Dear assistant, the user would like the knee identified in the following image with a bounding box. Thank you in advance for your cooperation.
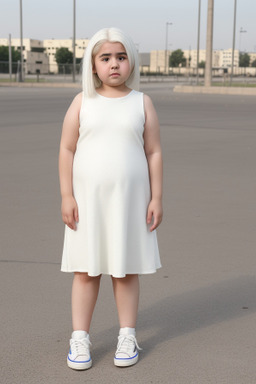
[74,272,102,284]
[112,274,138,284]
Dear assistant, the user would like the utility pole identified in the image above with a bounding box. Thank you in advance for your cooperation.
[19,0,23,82]
[204,0,214,87]
[196,0,201,85]
[9,34,12,82]
[72,0,76,83]
[165,22,172,74]
[230,0,237,85]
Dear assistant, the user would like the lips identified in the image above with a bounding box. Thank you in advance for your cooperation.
[110,73,120,77]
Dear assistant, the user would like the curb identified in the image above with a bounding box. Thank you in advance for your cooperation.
[173,85,256,96]
[0,82,82,89]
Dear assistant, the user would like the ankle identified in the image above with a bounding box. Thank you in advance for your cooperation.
[72,330,89,340]
[119,327,136,336]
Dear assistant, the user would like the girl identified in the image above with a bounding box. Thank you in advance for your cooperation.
[59,27,163,370]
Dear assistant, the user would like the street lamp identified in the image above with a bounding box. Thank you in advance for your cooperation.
[230,0,237,85]
[239,27,247,53]
[204,0,214,87]
[165,22,172,74]
[72,0,76,83]
[196,0,201,85]
[19,0,23,82]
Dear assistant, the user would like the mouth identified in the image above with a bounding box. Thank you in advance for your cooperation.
[110,73,120,77]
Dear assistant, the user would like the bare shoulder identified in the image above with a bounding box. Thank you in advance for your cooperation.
[143,93,158,122]
[71,91,83,109]
[143,93,154,108]
[65,91,83,119]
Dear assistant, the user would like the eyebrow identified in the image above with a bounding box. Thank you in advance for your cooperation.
[99,52,127,58]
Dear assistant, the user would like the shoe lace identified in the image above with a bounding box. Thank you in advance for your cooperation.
[116,335,142,354]
[71,338,91,357]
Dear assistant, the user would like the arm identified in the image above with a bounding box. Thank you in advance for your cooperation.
[143,94,163,232]
[59,92,82,230]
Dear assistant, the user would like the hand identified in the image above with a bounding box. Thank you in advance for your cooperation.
[61,195,79,230]
[146,198,163,232]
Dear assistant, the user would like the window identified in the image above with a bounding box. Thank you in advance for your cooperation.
[31,47,45,52]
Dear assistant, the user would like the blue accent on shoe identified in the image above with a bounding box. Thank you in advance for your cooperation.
[115,352,138,361]
[68,355,91,364]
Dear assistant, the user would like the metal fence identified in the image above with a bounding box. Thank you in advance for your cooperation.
[0,61,82,75]
[1,60,256,83]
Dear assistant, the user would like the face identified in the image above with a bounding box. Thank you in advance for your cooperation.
[93,42,131,88]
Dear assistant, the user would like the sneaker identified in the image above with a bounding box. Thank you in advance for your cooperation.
[67,331,92,370]
[114,334,142,367]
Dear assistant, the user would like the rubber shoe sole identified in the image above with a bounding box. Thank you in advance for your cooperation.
[114,352,139,367]
[67,356,92,370]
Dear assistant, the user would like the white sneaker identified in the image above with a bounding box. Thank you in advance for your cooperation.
[67,331,92,370]
[114,333,142,367]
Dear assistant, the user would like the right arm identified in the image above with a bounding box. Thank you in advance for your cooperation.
[59,92,82,230]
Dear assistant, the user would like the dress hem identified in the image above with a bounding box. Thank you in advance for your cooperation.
[60,265,162,278]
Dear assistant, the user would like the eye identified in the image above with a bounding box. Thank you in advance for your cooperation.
[102,58,109,62]
[118,56,126,61]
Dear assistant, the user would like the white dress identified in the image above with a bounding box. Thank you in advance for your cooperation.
[61,89,161,277]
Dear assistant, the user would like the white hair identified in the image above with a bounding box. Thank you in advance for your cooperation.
[82,28,140,97]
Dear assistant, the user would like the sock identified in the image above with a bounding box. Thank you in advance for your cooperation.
[72,330,89,340]
[119,327,136,336]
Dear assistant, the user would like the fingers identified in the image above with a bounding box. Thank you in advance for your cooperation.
[147,209,153,225]
[62,208,79,231]
[150,214,162,232]
[74,204,79,223]
[62,214,76,230]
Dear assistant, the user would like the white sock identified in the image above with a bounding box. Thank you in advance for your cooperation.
[72,330,89,340]
[119,327,136,336]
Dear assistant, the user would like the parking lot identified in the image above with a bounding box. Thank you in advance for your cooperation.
[1,83,256,383]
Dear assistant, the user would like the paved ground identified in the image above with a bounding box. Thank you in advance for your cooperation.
[0,83,256,384]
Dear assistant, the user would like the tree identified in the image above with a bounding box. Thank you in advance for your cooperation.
[169,49,186,68]
[0,46,21,61]
[239,53,250,67]
[198,60,205,68]
[55,48,73,64]
[251,59,256,68]
[0,46,21,73]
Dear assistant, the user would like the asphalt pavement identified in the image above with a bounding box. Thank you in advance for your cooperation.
[1,83,256,384]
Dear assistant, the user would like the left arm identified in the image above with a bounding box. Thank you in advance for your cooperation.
[143,94,163,232]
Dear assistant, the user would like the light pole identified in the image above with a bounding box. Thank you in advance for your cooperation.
[165,22,172,74]
[72,0,76,83]
[204,0,214,87]
[19,0,23,82]
[230,0,237,85]
[9,34,12,82]
[239,27,247,53]
[196,0,201,85]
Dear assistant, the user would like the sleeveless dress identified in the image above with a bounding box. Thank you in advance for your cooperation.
[61,89,161,277]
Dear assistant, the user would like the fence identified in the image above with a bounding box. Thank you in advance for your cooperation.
[0,61,82,76]
[1,61,256,82]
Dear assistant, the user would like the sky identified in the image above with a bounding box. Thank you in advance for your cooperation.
[0,0,255,53]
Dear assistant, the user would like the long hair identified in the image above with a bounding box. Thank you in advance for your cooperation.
[82,28,140,97]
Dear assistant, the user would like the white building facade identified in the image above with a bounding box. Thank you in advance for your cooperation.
[0,38,49,74]
[43,38,89,73]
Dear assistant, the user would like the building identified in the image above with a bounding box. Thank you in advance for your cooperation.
[139,53,150,73]
[43,38,89,73]
[150,50,171,73]
[0,38,49,74]
[249,52,256,66]
[1,37,255,75]
[219,49,239,68]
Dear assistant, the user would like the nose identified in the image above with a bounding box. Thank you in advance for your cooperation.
[111,58,119,69]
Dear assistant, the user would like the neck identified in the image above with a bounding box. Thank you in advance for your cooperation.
[97,84,131,98]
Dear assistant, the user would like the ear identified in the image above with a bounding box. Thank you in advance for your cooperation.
[92,64,97,74]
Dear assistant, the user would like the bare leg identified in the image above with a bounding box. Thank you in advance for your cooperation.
[72,272,101,332]
[111,274,139,328]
